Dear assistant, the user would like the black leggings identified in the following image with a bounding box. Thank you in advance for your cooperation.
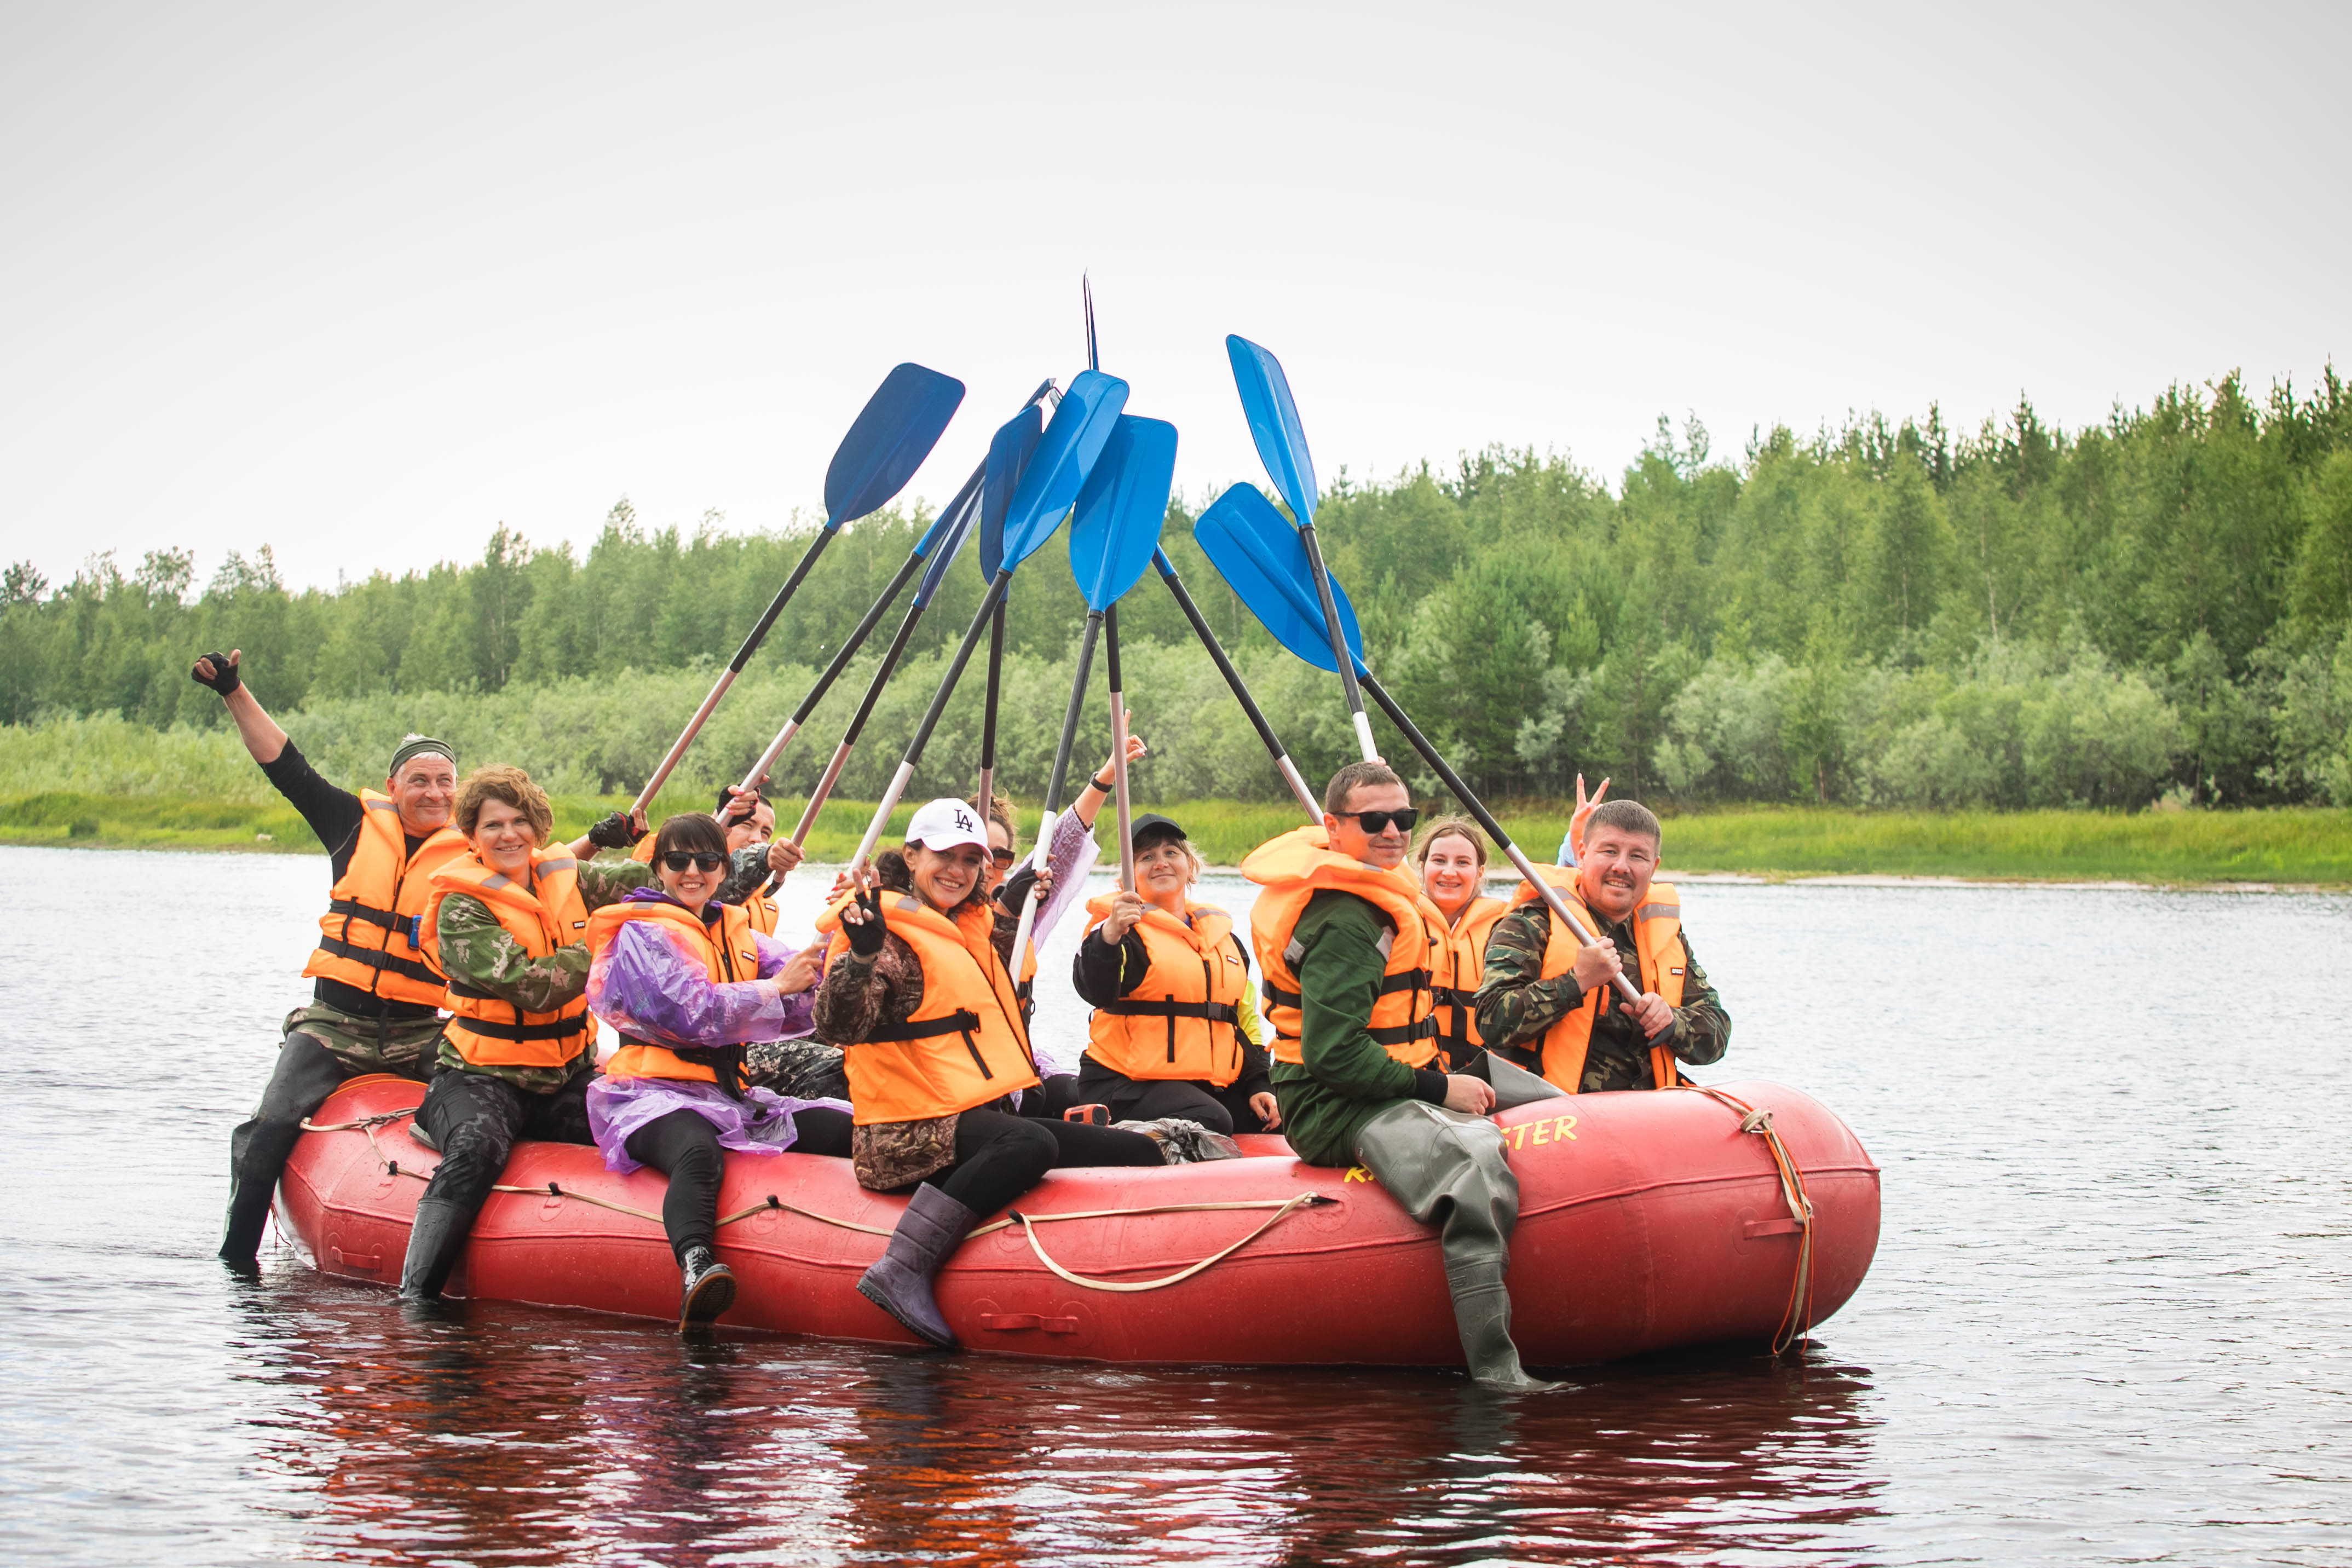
[622,1104,856,1263]
[916,1107,1165,1218]
[416,1068,595,1223]
[1072,1062,1273,1136]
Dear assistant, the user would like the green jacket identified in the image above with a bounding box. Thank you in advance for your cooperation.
[1269,890,1449,1167]
[432,856,655,1091]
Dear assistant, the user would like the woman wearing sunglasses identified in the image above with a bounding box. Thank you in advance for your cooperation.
[813,798,1167,1350]
[583,812,851,1331]
[1071,812,1277,1137]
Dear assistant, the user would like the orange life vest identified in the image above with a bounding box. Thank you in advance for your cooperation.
[584,897,764,1087]
[418,849,594,1069]
[301,790,466,1007]
[1241,826,1449,1070]
[821,891,1039,1125]
[1079,896,1250,1086]
[1430,894,1512,1070]
[1511,865,1685,1092]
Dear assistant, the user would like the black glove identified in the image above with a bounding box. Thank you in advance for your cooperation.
[994,862,1039,916]
[191,650,240,696]
[845,885,887,957]
[586,811,644,850]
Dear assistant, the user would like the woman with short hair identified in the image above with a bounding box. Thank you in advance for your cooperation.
[1071,813,1276,1135]
[399,764,656,1304]
[584,812,850,1331]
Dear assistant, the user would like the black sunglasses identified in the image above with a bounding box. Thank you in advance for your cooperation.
[659,851,727,873]
[1335,808,1419,835]
[990,847,1015,867]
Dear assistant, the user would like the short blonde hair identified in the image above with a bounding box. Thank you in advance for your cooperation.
[1135,832,1207,888]
[453,764,553,840]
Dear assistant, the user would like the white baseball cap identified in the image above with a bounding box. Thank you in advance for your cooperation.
[904,797,990,853]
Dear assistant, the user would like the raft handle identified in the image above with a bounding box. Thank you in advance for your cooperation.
[977,1312,1080,1334]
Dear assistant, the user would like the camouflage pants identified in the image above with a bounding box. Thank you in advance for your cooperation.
[227,1004,442,1202]
[742,1039,849,1102]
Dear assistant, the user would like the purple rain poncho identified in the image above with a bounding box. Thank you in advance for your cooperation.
[584,888,847,1173]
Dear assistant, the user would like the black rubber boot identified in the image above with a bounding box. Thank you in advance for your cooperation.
[218,1177,275,1272]
[678,1245,736,1332]
[856,1183,975,1349]
[396,1197,471,1303]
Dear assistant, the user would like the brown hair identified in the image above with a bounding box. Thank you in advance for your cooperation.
[1412,814,1489,875]
[453,764,552,840]
[971,792,1017,855]
[1323,760,1405,815]
[653,812,729,861]
[1586,798,1662,845]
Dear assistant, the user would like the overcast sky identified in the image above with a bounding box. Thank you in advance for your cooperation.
[2,1,2344,592]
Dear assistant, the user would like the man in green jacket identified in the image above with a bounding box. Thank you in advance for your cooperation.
[1244,762,1555,1392]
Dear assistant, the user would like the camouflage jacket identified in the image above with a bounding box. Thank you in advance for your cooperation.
[1472,898,1731,1092]
[432,857,656,1091]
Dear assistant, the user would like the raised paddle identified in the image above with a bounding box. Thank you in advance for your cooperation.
[1226,334,1377,763]
[1149,547,1321,820]
[1007,412,1179,988]
[844,369,1129,873]
[788,389,1056,850]
[1194,484,1645,1006]
[629,362,965,817]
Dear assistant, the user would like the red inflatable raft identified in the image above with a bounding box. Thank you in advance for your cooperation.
[279,1075,1878,1368]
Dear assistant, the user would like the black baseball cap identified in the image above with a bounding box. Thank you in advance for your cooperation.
[1128,812,1185,849]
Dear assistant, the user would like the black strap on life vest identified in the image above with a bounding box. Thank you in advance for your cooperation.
[326,897,407,934]
[625,1035,750,1101]
[862,1008,993,1080]
[1375,967,1433,995]
[452,1014,590,1044]
[1100,998,1240,1023]
[1262,980,1301,1011]
[314,934,440,987]
[1367,1015,1441,1046]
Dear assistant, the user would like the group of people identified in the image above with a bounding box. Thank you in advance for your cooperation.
[200,641,1730,1391]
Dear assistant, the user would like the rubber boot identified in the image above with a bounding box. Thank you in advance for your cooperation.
[678,1245,736,1332]
[218,1177,275,1272]
[1355,1100,1561,1392]
[1449,1253,1563,1392]
[396,1197,471,1303]
[856,1182,975,1349]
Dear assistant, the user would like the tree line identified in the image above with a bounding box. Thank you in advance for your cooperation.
[5,366,2350,811]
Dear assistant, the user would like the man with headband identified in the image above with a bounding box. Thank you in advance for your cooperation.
[192,647,641,1270]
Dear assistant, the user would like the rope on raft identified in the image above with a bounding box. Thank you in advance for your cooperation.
[299,1109,1336,1290]
[1686,1084,1817,1355]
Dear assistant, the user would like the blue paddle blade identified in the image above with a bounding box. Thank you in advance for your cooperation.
[979,403,1044,580]
[1068,416,1178,612]
[914,472,985,606]
[1192,482,1365,675]
[1000,369,1129,569]
[823,363,967,527]
[1225,335,1318,529]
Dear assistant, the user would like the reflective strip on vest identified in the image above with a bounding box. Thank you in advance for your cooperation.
[1512,867,1685,1093]
[302,792,464,1007]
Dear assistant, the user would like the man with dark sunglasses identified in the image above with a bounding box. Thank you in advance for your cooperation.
[1242,762,1554,1391]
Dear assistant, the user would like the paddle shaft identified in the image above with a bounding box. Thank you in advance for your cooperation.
[632,523,841,814]
[786,581,935,849]
[848,569,1011,872]
[977,589,1006,812]
[1151,549,1318,820]
[1358,671,1642,1005]
[1009,608,1104,994]
[1296,518,1378,762]
[1106,603,1135,892]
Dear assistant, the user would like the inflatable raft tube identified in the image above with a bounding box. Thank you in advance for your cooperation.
[279,1075,1878,1368]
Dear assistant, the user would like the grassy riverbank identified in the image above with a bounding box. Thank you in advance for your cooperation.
[4,790,2348,886]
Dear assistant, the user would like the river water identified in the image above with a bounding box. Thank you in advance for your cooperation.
[1,844,2346,1565]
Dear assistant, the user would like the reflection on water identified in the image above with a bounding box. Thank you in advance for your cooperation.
[3,846,2349,1565]
[237,1281,1877,1566]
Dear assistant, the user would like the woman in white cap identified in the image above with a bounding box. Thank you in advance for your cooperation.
[812,798,1166,1350]
[1071,812,1278,1135]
